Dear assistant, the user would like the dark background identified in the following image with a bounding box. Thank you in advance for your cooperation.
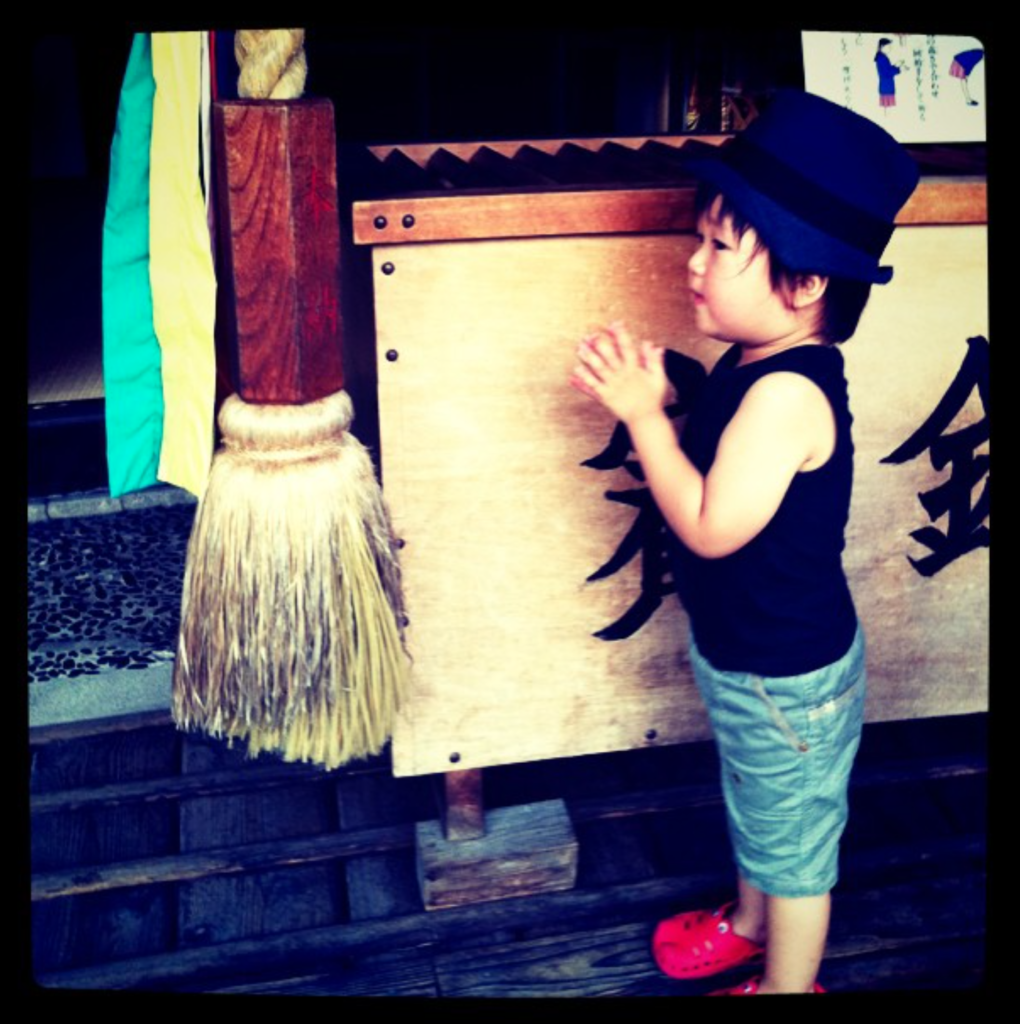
[29,24,988,496]
[28,27,806,497]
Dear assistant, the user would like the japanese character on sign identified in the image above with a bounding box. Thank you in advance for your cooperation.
[582,350,706,639]
[882,335,989,576]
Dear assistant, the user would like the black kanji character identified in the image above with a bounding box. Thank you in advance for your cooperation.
[583,349,706,639]
[882,335,989,576]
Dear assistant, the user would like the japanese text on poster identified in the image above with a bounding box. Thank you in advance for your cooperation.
[802,31,985,143]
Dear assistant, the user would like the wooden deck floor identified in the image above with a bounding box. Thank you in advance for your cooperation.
[30,711,986,996]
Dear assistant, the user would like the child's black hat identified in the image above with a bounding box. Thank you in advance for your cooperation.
[680,89,920,283]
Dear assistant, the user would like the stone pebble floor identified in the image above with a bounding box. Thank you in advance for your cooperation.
[28,498,196,684]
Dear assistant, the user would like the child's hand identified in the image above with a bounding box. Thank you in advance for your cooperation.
[569,322,670,425]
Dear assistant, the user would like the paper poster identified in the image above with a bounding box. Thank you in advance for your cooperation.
[802,31,986,143]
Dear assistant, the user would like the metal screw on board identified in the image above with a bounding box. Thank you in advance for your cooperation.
[386,349,399,362]
[645,729,658,741]
[449,752,461,764]
[373,215,387,229]
[381,262,395,275]
[402,214,415,229]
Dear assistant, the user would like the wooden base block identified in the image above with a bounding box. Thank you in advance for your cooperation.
[416,799,578,911]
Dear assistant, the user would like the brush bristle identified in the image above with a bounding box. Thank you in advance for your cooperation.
[172,391,409,769]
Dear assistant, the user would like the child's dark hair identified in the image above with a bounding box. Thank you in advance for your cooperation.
[694,182,873,344]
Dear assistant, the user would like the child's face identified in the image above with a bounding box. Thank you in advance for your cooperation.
[688,198,804,351]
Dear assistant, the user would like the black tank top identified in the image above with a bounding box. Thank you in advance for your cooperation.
[668,344,858,676]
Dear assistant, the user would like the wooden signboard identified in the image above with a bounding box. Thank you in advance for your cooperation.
[843,223,989,719]
[359,163,988,779]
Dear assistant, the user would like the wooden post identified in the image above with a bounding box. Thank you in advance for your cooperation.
[441,769,485,841]
[213,98,345,402]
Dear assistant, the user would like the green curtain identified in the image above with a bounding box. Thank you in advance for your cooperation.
[101,33,163,498]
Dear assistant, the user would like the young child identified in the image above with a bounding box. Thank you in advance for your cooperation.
[569,90,919,995]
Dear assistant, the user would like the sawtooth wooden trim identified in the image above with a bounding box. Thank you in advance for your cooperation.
[366,136,729,165]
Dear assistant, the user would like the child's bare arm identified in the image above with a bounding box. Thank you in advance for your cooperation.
[571,324,834,559]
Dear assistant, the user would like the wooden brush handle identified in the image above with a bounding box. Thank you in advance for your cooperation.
[214,98,346,403]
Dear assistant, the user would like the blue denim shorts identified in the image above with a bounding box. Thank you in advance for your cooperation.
[690,624,866,898]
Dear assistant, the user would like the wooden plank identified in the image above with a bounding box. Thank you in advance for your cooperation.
[843,227,988,724]
[32,743,983,901]
[930,774,989,834]
[828,872,986,959]
[204,951,439,996]
[35,911,440,991]
[39,824,981,987]
[31,823,414,901]
[31,759,333,816]
[336,771,427,922]
[213,99,345,402]
[417,799,577,910]
[30,721,180,795]
[33,872,711,990]
[857,780,958,846]
[32,888,175,975]
[176,735,341,946]
[434,920,666,997]
[819,937,985,992]
[431,869,985,997]
[645,804,734,879]
[31,800,177,874]
[380,232,717,776]
[378,222,986,777]
[29,709,173,747]
[838,833,985,892]
[30,725,178,972]
[33,819,983,991]
[354,187,698,245]
[353,178,985,246]
[574,817,658,887]
[899,177,987,225]
[29,705,985,987]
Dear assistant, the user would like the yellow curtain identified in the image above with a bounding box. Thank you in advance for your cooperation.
[149,32,216,498]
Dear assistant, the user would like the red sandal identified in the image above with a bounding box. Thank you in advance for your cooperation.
[708,975,826,995]
[652,901,764,979]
